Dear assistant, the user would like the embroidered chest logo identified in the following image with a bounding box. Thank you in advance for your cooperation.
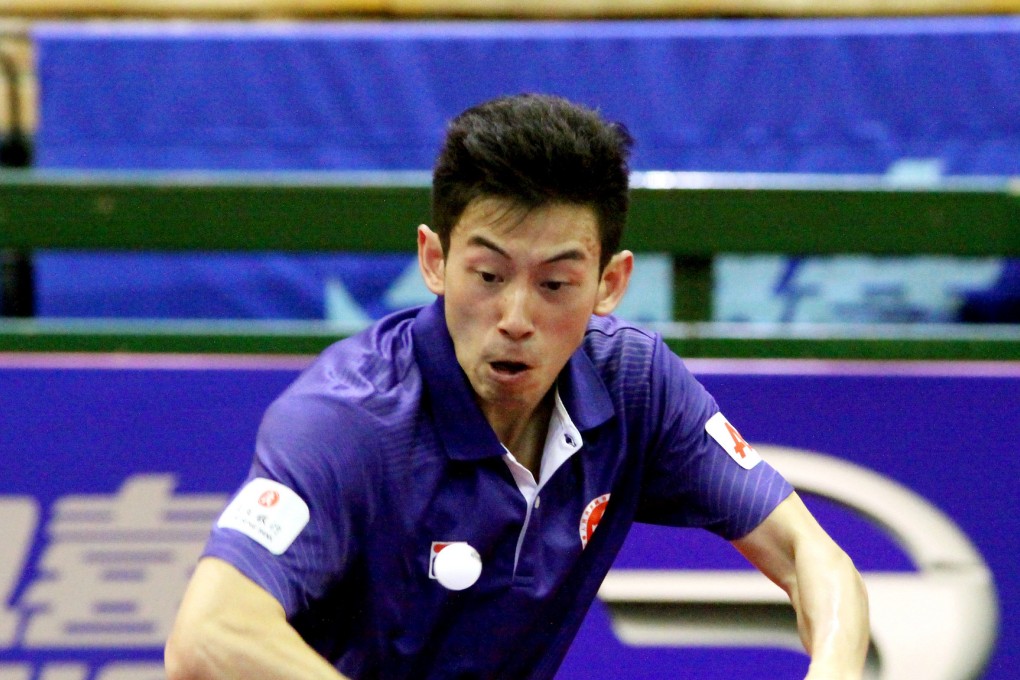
[579,494,610,548]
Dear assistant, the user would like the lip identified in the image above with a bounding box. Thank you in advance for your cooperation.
[487,359,533,384]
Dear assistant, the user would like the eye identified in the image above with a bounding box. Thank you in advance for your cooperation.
[479,271,499,284]
[543,281,565,292]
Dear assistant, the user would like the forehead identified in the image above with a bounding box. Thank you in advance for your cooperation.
[450,197,601,254]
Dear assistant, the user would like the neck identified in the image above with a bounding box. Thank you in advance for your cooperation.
[485,390,555,477]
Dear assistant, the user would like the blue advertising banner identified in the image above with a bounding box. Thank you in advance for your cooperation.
[0,353,1014,679]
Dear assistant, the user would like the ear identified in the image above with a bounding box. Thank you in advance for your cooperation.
[417,224,446,296]
[593,250,634,317]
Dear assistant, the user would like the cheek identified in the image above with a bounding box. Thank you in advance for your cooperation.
[543,304,593,351]
[444,291,491,350]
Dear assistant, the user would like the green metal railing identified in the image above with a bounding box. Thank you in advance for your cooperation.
[2,169,1019,357]
[2,170,1017,253]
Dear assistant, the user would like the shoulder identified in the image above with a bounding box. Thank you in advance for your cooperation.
[307,306,422,397]
[258,307,426,474]
[581,315,683,399]
[583,315,706,387]
[582,315,661,370]
[291,307,422,414]
[580,315,715,429]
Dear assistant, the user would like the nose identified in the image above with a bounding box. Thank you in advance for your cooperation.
[497,283,535,341]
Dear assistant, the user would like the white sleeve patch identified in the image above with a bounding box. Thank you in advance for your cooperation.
[217,478,310,555]
[705,412,762,471]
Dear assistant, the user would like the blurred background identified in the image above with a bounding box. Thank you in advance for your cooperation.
[1,1,1019,679]
[2,1,1019,332]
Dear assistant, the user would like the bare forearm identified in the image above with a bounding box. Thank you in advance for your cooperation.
[166,614,348,680]
[166,558,350,680]
[732,494,871,680]
[793,546,870,679]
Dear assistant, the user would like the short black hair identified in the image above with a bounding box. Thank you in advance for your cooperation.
[431,94,633,271]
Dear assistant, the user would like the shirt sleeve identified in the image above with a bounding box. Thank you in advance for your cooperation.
[635,338,793,540]
[202,389,370,617]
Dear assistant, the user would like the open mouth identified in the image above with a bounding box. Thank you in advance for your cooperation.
[491,360,529,376]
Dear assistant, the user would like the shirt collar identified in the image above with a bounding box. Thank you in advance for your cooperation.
[557,338,615,431]
[412,297,615,461]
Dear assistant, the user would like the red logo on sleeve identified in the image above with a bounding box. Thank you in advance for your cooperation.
[258,490,281,507]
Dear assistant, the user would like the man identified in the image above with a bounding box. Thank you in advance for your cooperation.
[165,94,869,679]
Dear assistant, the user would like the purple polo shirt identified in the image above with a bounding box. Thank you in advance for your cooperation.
[203,298,792,679]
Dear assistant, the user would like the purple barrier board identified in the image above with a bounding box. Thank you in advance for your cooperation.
[0,353,1015,679]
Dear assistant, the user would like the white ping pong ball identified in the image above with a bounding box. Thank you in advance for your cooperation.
[433,542,482,591]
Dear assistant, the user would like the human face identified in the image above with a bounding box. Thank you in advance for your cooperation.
[418,198,632,431]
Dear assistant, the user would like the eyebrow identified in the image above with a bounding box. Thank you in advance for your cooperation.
[466,234,589,265]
